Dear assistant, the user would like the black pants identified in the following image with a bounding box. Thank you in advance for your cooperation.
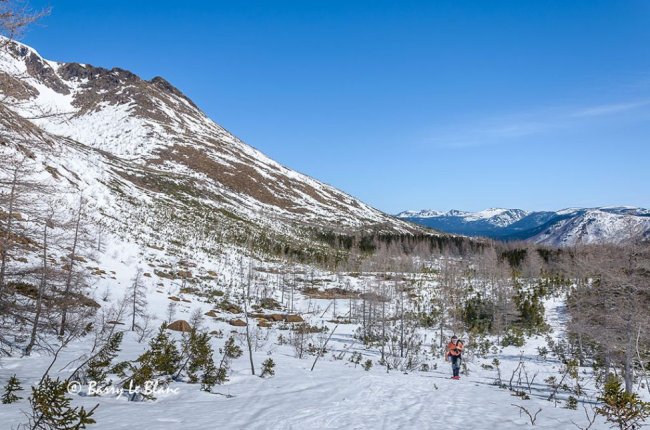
[450,355,461,377]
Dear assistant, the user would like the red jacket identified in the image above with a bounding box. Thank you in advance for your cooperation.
[446,341,464,358]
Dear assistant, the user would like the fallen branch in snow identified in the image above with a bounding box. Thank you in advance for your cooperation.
[547,364,571,404]
[208,391,235,398]
[511,404,542,426]
[571,404,597,430]
[311,311,350,372]
[335,341,356,362]
[319,300,333,319]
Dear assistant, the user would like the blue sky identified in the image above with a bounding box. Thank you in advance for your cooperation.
[20,0,650,213]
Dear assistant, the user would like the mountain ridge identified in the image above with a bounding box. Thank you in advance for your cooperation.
[1,37,430,262]
[0,38,426,232]
[398,207,650,245]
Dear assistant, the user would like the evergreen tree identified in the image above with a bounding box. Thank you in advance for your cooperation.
[85,332,123,391]
[596,375,650,430]
[462,294,494,334]
[2,374,23,404]
[141,323,181,376]
[109,361,130,379]
[175,329,218,389]
[187,331,215,384]
[214,335,243,385]
[214,366,228,386]
[121,323,180,401]
[123,361,156,402]
[222,335,243,360]
[28,376,97,429]
[200,360,219,392]
[513,284,546,332]
[260,358,275,378]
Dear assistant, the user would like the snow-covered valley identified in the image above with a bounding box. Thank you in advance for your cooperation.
[1,32,649,430]
[0,239,620,429]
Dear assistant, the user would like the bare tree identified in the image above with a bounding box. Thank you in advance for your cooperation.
[240,254,255,375]
[436,253,464,349]
[0,0,50,44]
[511,404,542,426]
[188,307,204,332]
[128,268,147,332]
[0,153,38,299]
[166,301,177,323]
[564,244,650,393]
[25,205,58,355]
[59,195,92,336]
[521,245,544,279]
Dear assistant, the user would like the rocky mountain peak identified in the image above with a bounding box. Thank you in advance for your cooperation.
[1,38,422,244]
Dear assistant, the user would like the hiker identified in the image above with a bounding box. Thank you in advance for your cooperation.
[445,335,464,379]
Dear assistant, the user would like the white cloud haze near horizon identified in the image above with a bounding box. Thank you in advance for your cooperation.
[424,98,650,149]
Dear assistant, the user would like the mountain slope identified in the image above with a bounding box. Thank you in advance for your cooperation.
[0,38,424,259]
[529,208,650,246]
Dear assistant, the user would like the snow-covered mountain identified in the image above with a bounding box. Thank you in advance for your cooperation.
[398,207,650,245]
[396,208,530,238]
[0,38,423,256]
[398,208,528,227]
[396,209,444,218]
[529,208,650,246]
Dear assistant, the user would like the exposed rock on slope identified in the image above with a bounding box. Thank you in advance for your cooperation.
[1,37,424,258]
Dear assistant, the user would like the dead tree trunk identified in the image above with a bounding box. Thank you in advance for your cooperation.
[26,217,51,356]
[59,196,84,336]
[0,162,20,298]
[243,256,255,375]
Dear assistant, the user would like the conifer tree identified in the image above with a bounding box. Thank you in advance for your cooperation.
[85,332,123,392]
[28,376,97,429]
[200,360,219,392]
[215,335,242,385]
[260,358,275,378]
[175,329,218,388]
[1,374,23,404]
[596,375,650,430]
[187,331,214,384]
[121,323,180,401]
[142,323,181,376]
[222,335,243,360]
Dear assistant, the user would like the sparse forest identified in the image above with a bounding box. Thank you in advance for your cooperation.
[1,1,649,428]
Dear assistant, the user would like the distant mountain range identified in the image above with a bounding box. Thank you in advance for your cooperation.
[397,207,650,246]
